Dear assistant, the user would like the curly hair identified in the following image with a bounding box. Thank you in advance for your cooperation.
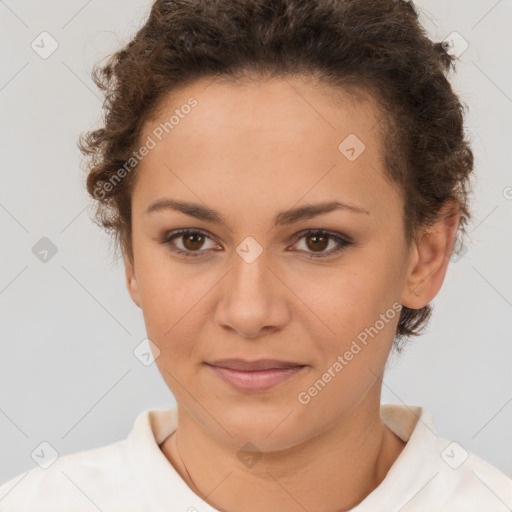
[78,0,474,352]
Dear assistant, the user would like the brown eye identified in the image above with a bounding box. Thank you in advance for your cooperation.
[182,232,205,251]
[305,233,329,252]
[292,230,353,259]
[160,229,219,258]
[160,228,353,260]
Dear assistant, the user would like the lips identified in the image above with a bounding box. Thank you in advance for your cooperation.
[206,358,305,371]
[205,359,308,392]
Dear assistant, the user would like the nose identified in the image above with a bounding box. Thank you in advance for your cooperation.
[214,251,290,339]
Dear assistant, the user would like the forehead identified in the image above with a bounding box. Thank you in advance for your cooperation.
[133,76,398,223]
[147,75,381,144]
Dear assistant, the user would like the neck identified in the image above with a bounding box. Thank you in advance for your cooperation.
[161,391,406,512]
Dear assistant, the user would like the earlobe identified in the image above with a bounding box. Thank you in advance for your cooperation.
[123,254,142,308]
[401,201,460,310]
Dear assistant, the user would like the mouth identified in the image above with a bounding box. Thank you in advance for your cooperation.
[207,358,306,371]
[205,359,308,392]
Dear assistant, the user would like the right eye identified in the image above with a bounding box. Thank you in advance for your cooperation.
[159,229,221,258]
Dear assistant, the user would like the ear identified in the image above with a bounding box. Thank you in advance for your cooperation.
[401,200,460,310]
[123,252,142,308]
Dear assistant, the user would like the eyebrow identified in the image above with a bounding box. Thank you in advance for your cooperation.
[144,198,369,226]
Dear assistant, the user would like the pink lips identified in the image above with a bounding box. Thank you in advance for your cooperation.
[206,359,307,392]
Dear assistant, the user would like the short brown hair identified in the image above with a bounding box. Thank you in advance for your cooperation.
[79,0,474,351]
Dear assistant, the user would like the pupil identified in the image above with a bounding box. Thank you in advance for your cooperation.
[184,233,204,250]
[307,234,328,252]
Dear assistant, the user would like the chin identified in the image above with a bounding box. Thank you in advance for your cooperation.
[206,401,311,452]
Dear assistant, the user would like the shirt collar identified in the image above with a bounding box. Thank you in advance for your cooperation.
[127,403,440,511]
[353,403,442,510]
[127,406,219,511]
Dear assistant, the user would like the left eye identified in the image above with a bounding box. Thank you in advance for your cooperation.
[291,230,353,259]
[159,229,353,259]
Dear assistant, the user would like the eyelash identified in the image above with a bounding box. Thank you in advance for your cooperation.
[158,228,354,260]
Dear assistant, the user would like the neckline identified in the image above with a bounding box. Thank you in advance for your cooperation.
[129,404,440,511]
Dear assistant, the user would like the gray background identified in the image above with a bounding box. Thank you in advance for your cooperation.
[1,0,511,485]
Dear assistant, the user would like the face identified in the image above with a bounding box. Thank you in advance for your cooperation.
[123,75,445,452]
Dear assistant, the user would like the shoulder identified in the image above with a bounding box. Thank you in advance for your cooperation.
[440,445,512,506]
[411,438,512,511]
[376,404,512,511]
[0,408,178,512]
[0,439,145,512]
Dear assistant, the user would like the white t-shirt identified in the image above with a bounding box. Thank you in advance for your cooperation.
[1,404,511,511]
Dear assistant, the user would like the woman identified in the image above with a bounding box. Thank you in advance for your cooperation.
[1,0,511,510]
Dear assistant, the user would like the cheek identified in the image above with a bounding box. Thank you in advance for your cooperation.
[134,258,214,364]
[134,262,185,346]
[290,265,381,339]
[134,243,197,320]
[296,256,400,364]
[140,283,199,346]
[295,271,398,417]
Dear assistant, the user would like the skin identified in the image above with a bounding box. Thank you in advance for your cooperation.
[123,75,459,511]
